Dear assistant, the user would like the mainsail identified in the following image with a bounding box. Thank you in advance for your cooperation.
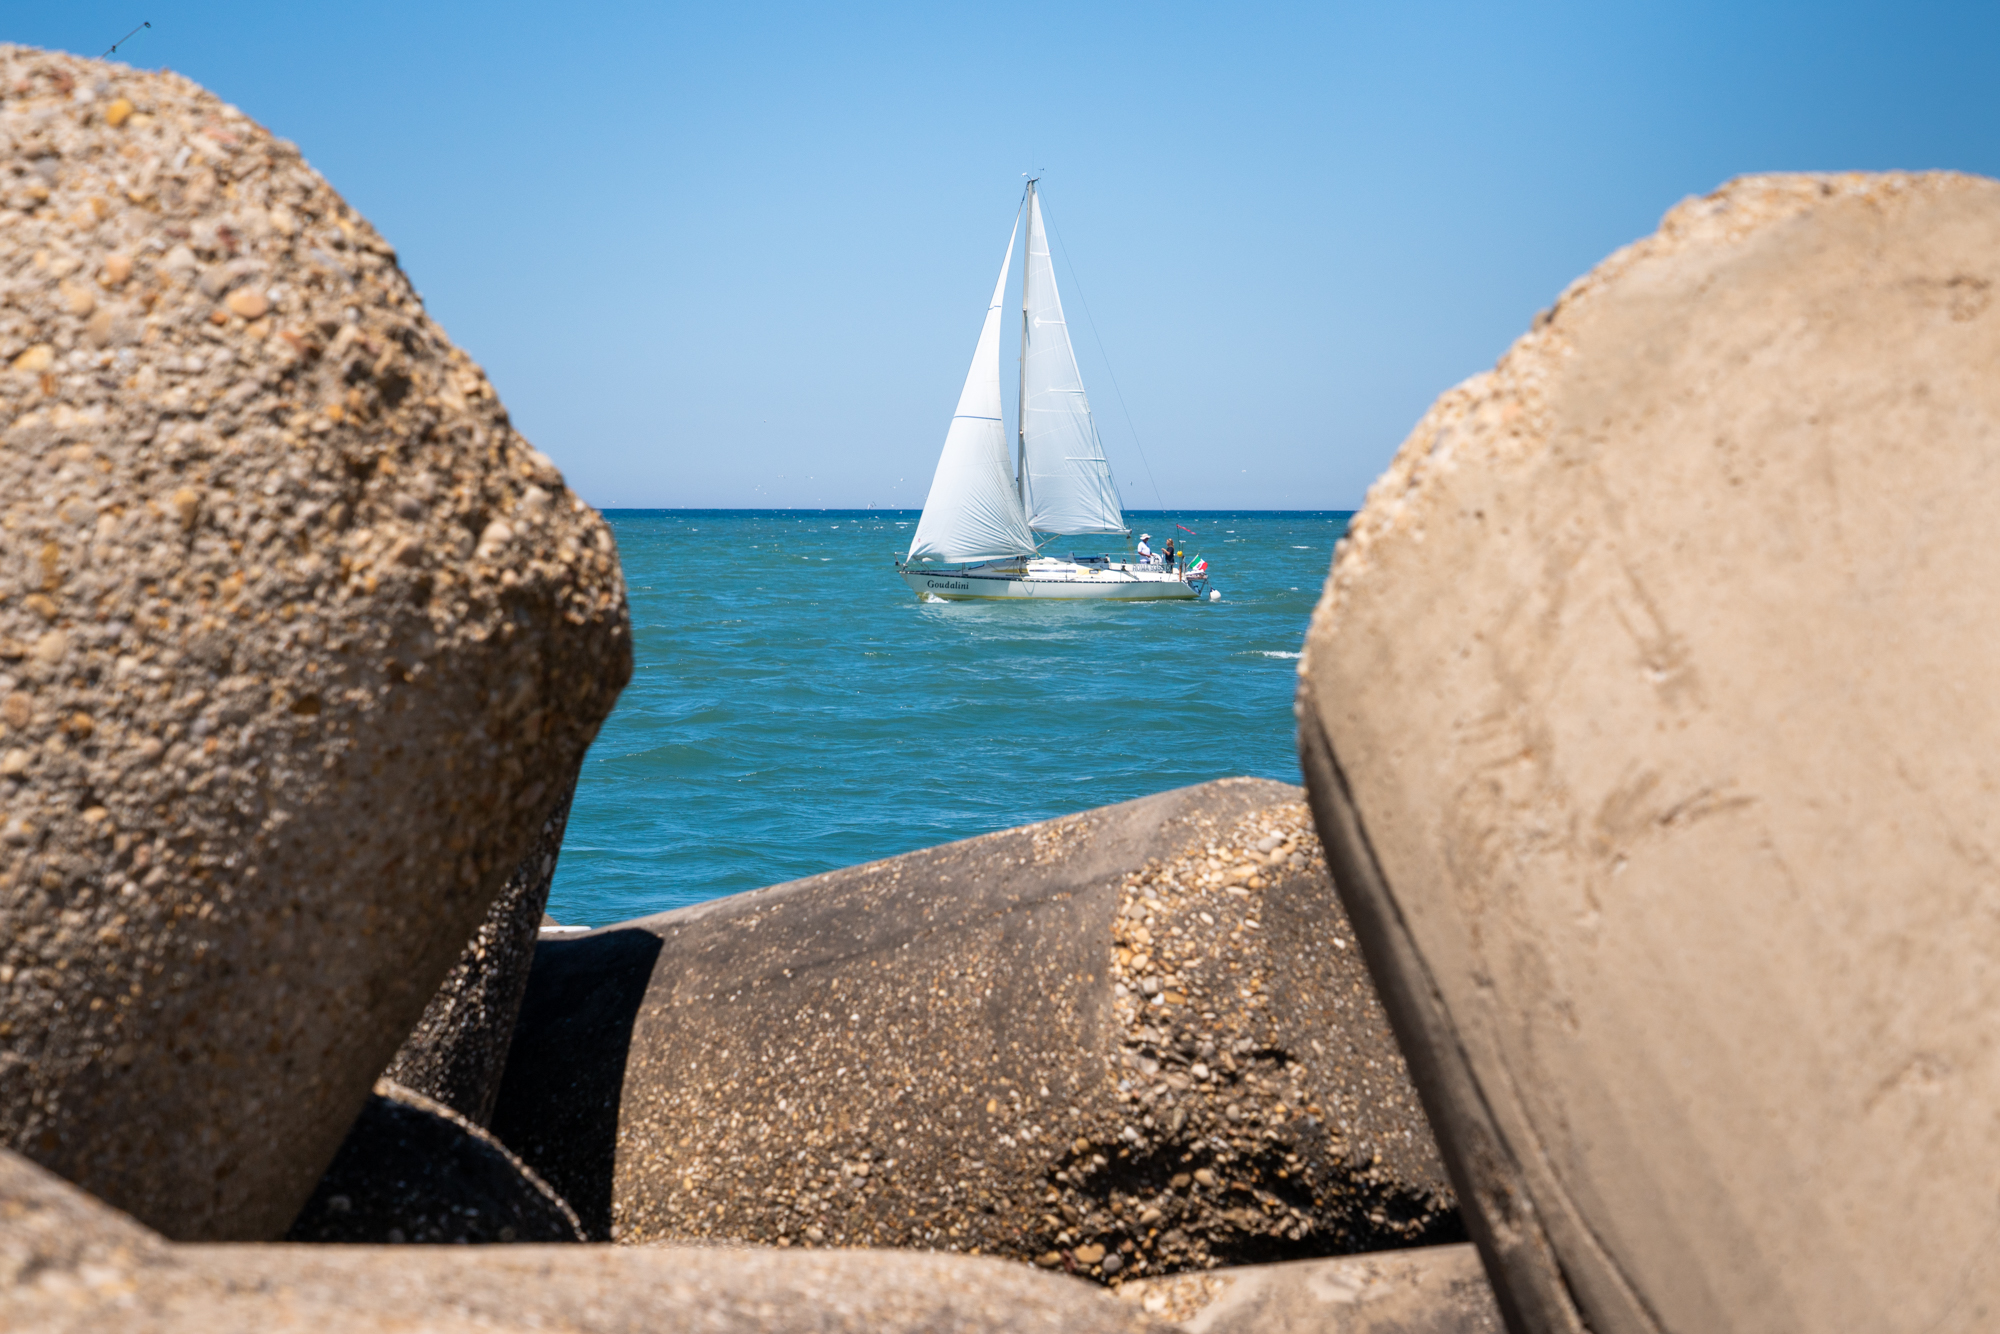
[1018,184,1126,537]
[906,213,1038,563]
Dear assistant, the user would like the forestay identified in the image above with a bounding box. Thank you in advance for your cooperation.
[1018,185,1126,538]
[906,213,1039,564]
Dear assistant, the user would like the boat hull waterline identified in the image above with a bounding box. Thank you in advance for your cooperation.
[901,561,1202,601]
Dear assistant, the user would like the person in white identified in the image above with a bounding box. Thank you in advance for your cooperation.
[1135,533,1154,566]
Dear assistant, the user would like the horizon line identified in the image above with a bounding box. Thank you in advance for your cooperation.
[593,505,1360,514]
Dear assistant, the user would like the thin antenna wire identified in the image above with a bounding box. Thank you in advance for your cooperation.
[1041,202,1169,514]
[102,21,151,59]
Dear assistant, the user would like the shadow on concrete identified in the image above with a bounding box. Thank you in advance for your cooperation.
[488,927,663,1239]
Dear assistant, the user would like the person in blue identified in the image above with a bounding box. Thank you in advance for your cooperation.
[1161,536,1178,572]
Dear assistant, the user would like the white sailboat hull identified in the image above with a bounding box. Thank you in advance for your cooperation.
[901,559,1201,601]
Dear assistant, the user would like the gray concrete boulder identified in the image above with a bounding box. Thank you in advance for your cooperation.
[491,779,1459,1278]
[1298,172,2000,1334]
[381,782,576,1125]
[286,1079,583,1244]
[1,1147,1172,1333]
[0,46,630,1240]
[1117,1245,1500,1332]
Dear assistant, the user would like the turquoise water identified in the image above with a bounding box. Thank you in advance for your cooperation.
[546,510,1351,926]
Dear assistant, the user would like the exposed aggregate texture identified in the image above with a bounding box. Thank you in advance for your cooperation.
[0,46,630,1241]
[286,1078,584,1244]
[492,781,1457,1283]
[382,781,576,1127]
[1083,801,1458,1280]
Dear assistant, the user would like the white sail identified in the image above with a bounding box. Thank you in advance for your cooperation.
[907,214,1038,564]
[1018,185,1126,537]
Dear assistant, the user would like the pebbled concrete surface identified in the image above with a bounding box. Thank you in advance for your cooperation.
[493,779,1458,1278]
[382,782,576,1126]
[0,45,629,1239]
[286,1078,583,1244]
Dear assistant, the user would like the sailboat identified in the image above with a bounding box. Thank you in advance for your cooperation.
[897,181,1211,602]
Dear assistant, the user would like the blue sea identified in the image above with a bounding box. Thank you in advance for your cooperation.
[545,510,1352,926]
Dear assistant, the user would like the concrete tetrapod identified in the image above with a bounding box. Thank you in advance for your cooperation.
[0,1148,1171,1333]
[1298,172,2000,1334]
[1117,1244,1501,1333]
[492,779,1461,1278]
[286,1079,583,1244]
[0,46,630,1239]
[381,782,578,1126]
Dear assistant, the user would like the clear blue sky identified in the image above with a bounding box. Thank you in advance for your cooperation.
[13,4,2000,509]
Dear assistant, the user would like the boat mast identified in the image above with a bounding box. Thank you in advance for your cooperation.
[1017,178,1034,515]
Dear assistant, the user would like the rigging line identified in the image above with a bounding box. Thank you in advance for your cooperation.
[1040,202,1168,517]
[102,21,151,60]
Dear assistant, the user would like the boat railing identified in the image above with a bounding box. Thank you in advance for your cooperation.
[900,554,1188,571]
[903,563,1199,585]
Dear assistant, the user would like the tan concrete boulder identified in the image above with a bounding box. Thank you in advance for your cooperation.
[1,1147,1172,1333]
[0,1137,165,1305]
[1298,172,2000,1333]
[492,780,1459,1278]
[1117,1245,1500,1333]
[0,46,629,1240]
[286,1079,583,1244]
